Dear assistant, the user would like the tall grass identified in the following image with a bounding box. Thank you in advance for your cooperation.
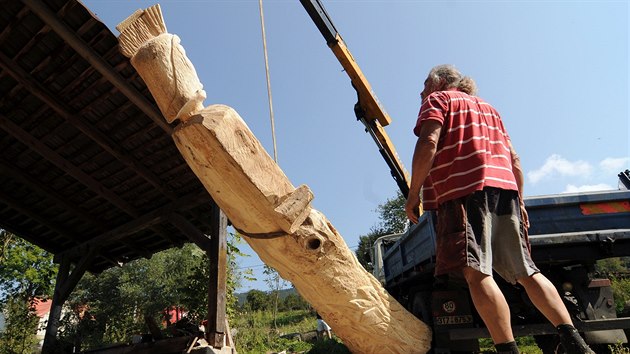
[231,309,349,353]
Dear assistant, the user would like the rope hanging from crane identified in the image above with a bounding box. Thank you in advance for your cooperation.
[258,0,278,163]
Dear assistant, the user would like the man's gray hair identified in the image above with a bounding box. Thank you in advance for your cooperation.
[427,64,477,96]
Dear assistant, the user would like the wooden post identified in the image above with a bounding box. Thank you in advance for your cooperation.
[42,256,70,354]
[207,205,228,348]
[116,6,432,353]
[42,248,96,353]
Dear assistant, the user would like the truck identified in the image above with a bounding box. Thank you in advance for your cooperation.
[375,170,630,353]
[298,1,630,352]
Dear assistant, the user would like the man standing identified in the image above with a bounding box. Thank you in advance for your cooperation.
[405,64,593,354]
[316,312,332,340]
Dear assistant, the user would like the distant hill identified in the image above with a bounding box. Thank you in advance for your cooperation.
[235,287,298,306]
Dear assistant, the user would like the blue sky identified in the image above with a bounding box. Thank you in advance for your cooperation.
[84,0,628,292]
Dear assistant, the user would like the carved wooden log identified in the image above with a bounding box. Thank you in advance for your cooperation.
[117,5,431,353]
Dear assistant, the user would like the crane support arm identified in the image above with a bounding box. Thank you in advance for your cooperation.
[300,0,411,197]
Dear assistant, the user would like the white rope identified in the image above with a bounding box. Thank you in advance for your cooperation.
[258,0,278,163]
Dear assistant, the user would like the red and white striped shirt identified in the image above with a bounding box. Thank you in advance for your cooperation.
[414,90,518,210]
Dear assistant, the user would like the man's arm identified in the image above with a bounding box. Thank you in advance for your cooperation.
[405,120,442,223]
[508,140,529,228]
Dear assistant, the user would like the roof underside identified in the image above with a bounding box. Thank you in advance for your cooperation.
[0,0,219,273]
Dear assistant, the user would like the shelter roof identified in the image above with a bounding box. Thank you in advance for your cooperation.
[0,0,218,273]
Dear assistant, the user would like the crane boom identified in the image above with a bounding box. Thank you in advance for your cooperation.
[300,0,411,197]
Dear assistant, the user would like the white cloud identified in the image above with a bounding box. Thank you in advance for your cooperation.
[528,154,592,184]
[563,183,614,193]
[599,157,629,173]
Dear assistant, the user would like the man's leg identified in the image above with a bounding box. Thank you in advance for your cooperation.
[518,273,594,354]
[517,273,571,326]
[462,267,515,345]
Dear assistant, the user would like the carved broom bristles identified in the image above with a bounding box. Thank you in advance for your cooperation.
[116,4,205,123]
[117,5,167,58]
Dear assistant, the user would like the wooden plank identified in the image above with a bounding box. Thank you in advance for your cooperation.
[77,336,195,354]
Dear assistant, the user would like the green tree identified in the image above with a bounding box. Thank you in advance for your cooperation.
[596,257,630,315]
[373,191,408,234]
[245,289,271,312]
[0,297,41,354]
[282,292,309,311]
[0,230,57,353]
[264,266,289,329]
[355,191,408,271]
[0,230,57,303]
[60,233,245,350]
[596,257,629,275]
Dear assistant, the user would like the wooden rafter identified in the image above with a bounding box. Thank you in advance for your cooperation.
[0,158,103,230]
[168,212,212,251]
[0,188,81,247]
[0,112,138,216]
[59,192,212,259]
[20,0,172,134]
[0,50,178,201]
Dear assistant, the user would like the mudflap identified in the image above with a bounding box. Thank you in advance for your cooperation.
[432,290,480,353]
[583,279,628,345]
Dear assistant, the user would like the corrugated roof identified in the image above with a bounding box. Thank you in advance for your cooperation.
[0,0,219,273]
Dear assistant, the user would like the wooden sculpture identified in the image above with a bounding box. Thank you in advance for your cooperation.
[116,5,431,353]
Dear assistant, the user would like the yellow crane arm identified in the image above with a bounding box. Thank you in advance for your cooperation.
[300,0,411,197]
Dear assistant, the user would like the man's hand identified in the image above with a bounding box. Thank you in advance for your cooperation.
[405,193,421,224]
[520,202,530,229]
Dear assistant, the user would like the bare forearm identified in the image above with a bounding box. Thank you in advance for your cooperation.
[410,120,442,194]
[410,138,437,196]
[509,142,525,201]
[405,120,441,223]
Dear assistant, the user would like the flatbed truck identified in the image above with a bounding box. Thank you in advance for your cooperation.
[376,171,630,353]
[298,1,630,351]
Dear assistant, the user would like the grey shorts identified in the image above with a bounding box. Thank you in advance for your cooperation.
[434,187,539,284]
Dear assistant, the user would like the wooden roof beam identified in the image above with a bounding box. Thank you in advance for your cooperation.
[4,157,168,257]
[0,182,150,262]
[0,51,178,201]
[0,113,138,216]
[0,219,64,254]
[167,212,212,251]
[20,0,172,134]
[59,192,213,258]
[0,158,104,230]
[0,188,80,249]
[0,5,30,44]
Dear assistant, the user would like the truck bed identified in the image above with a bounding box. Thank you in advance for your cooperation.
[382,211,437,285]
[526,189,630,264]
[382,189,630,284]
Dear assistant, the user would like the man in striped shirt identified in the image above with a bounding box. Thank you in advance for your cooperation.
[405,65,593,354]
